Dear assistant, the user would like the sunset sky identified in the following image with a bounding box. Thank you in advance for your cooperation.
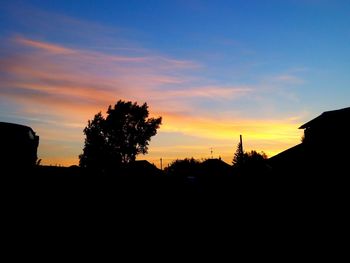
[1,0,349,167]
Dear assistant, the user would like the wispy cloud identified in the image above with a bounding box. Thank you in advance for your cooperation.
[124,85,254,108]
[16,37,76,54]
[1,34,306,165]
[155,85,253,100]
[1,36,255,119]
[1,36,197,106]
[0,3,307,167]
[1,35,205,165]
[271,74,304,85]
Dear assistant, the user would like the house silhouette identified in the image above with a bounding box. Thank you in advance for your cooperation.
[201,158,232,175]
[0,122,39,169]
[268,107,350,176]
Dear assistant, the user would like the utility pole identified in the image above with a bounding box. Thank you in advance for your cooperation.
[160,158,163,170]
[210,147,213,159]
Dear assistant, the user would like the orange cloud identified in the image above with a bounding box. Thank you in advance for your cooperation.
[0,37,203,165]
[0,36,304,166]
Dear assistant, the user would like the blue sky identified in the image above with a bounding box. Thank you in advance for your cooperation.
[1,0,349,166]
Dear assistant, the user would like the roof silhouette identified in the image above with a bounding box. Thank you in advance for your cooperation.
[299,107,350,129]
[268,143,305,165]
[201,158,231,168]
[269,106,350,174]
[0,121,34,131]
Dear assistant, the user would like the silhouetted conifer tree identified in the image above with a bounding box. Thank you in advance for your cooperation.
[232,141,244,167]
[233,139,268,177]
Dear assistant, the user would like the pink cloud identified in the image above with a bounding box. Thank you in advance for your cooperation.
[0,37,203,164]
[272,74,304,85]
[160,85,253,100]
[0,36,303,166]
[15,36,76,54]
[0,37,266,133]
[13,36,198,66]
[2,36,197,102]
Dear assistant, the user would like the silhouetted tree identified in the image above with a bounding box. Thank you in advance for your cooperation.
[79,112,111,172]
[79,100,162,173]
[233,140,268,176]
[244,150,268,166]
[233,138,268,168]
[165,158,201,178]
[232,141,244,167]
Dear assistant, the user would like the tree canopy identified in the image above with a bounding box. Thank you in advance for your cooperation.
[165,158,201,177]
[79,100,162,173]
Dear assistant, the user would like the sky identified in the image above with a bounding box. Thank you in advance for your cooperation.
[1,0,350,167]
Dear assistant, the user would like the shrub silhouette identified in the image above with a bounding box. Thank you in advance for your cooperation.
[79,100,162,173]
[243,150,268,167]
[165,158,201,178]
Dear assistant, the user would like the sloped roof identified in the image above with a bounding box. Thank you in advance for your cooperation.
[0,122,33,131]
[268,143,305,163]
[132,160,159,170]
[201,158,231,168]
[299,107,350,129]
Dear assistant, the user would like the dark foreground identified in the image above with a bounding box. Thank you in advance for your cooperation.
[3,164,349,248]
[3,165,348,208]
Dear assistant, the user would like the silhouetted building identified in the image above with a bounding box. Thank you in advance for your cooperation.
[0,122,39,168]
[300,107,350,146]
[127,160,162,176]
[267,143,305,170]
[269,107,350,175]
[200,158,232,177]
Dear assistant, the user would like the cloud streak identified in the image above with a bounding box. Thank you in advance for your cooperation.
[16,37,76,54]
[1,36,253,115]
[0,36,223,164]
[2,36,194,104]
[0,34,304,166]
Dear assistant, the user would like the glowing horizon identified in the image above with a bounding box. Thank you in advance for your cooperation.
[1,1,349,167]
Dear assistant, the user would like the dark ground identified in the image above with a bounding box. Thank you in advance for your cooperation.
[3,165,347,207]
[2,164,348,250]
